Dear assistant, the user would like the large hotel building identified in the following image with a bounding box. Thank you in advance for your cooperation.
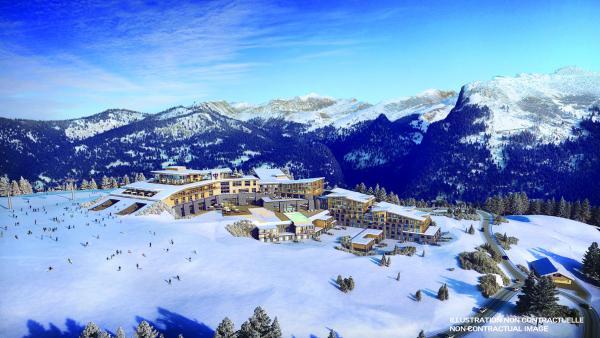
[92,166,438,244]
[98,166,324,217]
[321,188,440,244]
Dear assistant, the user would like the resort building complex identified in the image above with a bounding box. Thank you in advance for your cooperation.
[321,188,440,244]
[104,166,324,217]
[92,165,438,245]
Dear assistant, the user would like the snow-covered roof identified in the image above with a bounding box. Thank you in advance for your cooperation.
[254,220,292,228]
[151,167,231,176]
[423,225,440,236]
[351,228,382,245]
[261,196,305,203]
[351,235,375,245]
[254,167,323,184]
[372,202,429,221]
[361,229,383,237]
[308,210,331,222]
[324,188,375,203]
[112,180,215,201]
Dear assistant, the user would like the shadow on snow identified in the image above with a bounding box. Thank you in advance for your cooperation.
[22,308,214,338]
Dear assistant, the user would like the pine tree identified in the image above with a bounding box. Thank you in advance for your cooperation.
[80,322,101,338]
[237,320,260,338]
[19,177,33,194]
[347,276,355,290]
[376,187,387,202]
[468,224,475,235]
[558,197,569,218]
[380,254,386,266]
[437,284,448,301]
[543,199,554,215]
[396,272,401,281]
[138,173,146,181]
[516,273,559,316]
[11,180,21,196]
[582,242,600,284]
[416,290,422,301]
[418,330,425,338]
[519,192,529,214]
[572,200,582,221]
[0,175,9,197]
[90,178,98,190]
[581,199,592,223]
[81,179,90,190]
[336,275,343,286]
[214,317,236,338]
[110,177,119,188]
[327,329,338,338]
[249,306,271,336]
[366,186,374,196]
[123,175,131,186]
[101,176,111,190]
[269,317,282,338]
[135,321,159,338]
[116,327,126,338]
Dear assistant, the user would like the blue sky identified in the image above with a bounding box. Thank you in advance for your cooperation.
[1,0,599,120]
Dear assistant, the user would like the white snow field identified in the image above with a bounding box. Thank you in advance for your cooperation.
[492,215,600,310]
[0,193,590,338]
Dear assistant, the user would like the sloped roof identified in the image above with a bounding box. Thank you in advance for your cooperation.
[529,257,558,276]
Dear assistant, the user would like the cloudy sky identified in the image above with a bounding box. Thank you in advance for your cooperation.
[1,0,599,120]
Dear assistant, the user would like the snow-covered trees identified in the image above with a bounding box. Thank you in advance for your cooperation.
[81,179,90,190]
[90,178,98,190]
[19,177,33,194]
[135,173,146,182]
[327,329,338,338]
[582,242,600,285]
[101,176,111,190]
[336,275,355,293]
[11,180,21,195]
[80,322,111,338]
[213,307,281,338]
[135,320,159,338]
[516,273,559,316]
[214,317,236,338]
[123,175,130,186]
[0,175,9,196]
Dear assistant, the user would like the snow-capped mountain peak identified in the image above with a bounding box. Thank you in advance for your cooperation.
[458,67,600,166]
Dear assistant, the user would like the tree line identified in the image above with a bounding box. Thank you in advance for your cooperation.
[485,192,600,226]
[0,173,147,196]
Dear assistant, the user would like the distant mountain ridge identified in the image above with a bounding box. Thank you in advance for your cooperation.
[1,68,599,203]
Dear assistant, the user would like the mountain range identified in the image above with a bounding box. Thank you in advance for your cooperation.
[1,67,599,203]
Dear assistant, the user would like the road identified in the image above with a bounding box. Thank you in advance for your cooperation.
[432,210,600,338]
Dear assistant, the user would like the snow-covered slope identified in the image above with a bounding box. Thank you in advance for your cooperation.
[227,90,457,131]
[64,109,149,140]
[458,67,600,165]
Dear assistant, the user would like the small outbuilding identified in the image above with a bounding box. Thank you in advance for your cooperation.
[529,257,572,285]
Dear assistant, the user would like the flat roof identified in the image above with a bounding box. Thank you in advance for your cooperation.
[308,210,331,221]
[254,167,323,184]
[261,196,305,203]
[112,179,215,201]
[324,188,375,203]
[423,225,440,236]
[371,201,429,221]
[284,212,313,225]
[151,167,232,176]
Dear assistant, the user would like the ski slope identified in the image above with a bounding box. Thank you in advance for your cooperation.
[0,193,592,338]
